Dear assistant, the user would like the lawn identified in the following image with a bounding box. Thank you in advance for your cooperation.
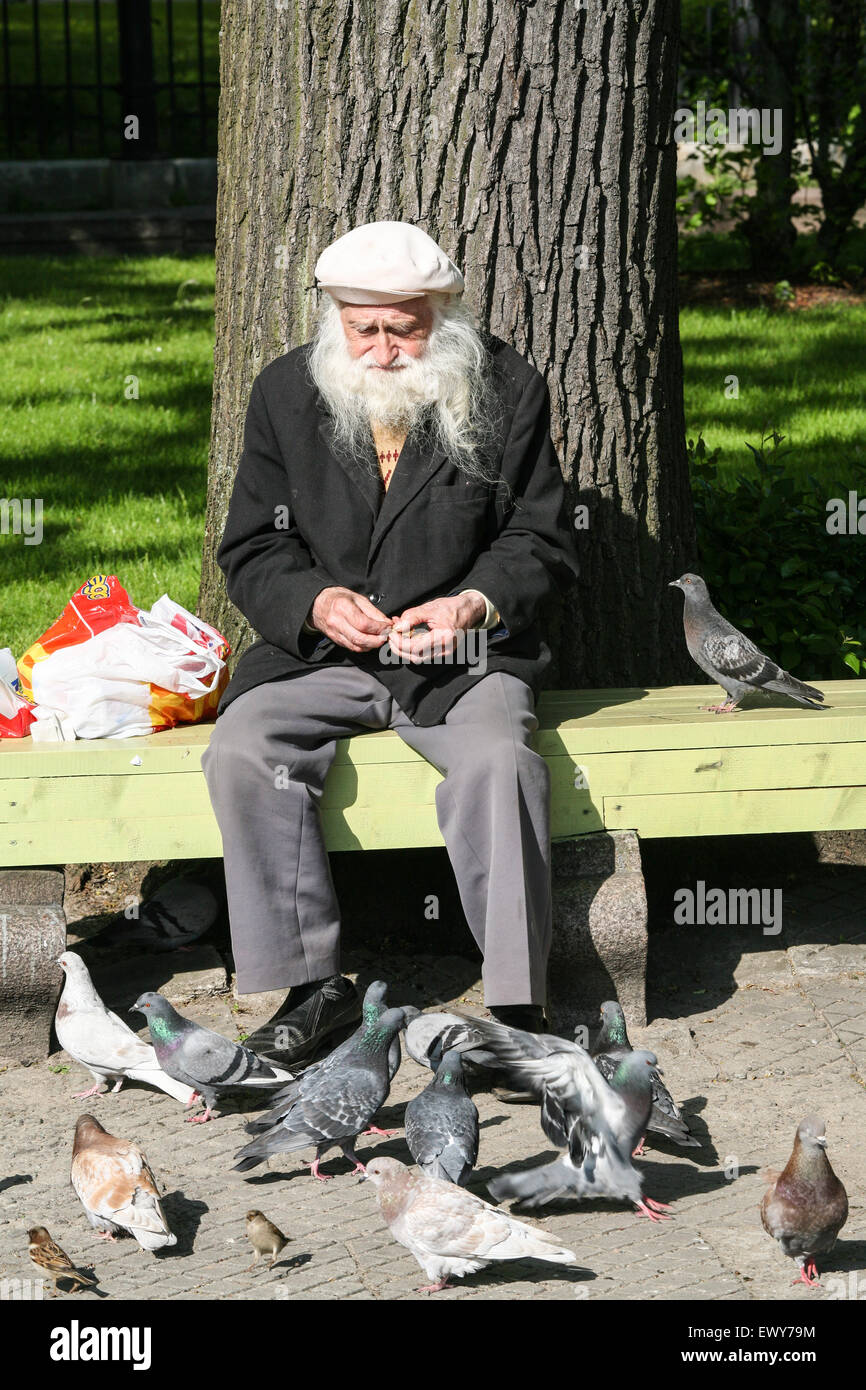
[0,255,215,660]
[1,253,864,663]
[679,300,866,488]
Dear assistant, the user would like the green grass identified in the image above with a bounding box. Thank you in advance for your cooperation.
[680,301,866,489]
[1,252,864,665]
[0,254,215,659]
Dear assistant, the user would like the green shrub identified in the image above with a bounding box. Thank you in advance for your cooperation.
[688,430,866,679]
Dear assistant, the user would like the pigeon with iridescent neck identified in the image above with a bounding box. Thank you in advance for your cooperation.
[488,1047,673,1222]
[592,1001,699,1151]
[232,1007,410,1179]
[760,1116,848,1287]
[244,982,416,1137]
[670,574,825,713]
[130,991,293,1123]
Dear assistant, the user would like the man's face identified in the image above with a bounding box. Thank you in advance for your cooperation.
[338,297,434,369]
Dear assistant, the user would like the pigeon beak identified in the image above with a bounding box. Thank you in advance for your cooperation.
[816,1136,828,1148]
[668,580,680,589]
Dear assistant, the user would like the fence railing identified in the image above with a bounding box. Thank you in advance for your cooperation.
[1,0,219,161]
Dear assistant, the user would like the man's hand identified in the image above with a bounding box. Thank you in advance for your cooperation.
[387,593,486,663]
[309,587,392,652]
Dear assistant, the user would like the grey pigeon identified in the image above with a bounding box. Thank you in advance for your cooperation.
[670,574,825,713]
[404,1049,479,1186]
[55,952,194,1104]
[488,1044,673,1221]
[232,1007,409,1179]
[90,877,219,952]
[404,1010,541,1083]
[130,991,293,1122]
[760,1116,848,1287]
[592,1001,699,1151]
[245,985,417,1136]
[364,1156,577,1293]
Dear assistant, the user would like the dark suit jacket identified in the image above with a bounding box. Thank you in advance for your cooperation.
[216,333,579,726]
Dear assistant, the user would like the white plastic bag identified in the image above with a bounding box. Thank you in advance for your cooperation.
[31,604,227,740]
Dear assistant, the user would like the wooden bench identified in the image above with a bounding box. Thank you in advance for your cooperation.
[3,680,865,1057]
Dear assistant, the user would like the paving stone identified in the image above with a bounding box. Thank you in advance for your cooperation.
[1,866,864,1301]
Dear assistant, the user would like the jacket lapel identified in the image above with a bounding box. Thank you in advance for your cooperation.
[368,433,450,555]
[316,416,382,517]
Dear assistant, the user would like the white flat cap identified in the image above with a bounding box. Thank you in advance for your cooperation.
[314,220,464,304]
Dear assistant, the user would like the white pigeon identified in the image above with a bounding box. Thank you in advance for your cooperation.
[55,951,194,1104]
[364,1156,577,1293]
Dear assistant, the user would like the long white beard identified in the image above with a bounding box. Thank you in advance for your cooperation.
[307,296,501,480]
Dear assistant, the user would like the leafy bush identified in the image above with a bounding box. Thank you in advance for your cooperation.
[688,430,866,679]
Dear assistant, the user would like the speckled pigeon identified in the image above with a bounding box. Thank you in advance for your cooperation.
[760,1116,848,1287]
[129,991,293,1122]
[592,1001,699,1151]
[403,1011,492,1074]
[364,1156,577,1293]
[405,1049,479,1185]
[232,1007,409,1179]
[670,573,825,713]
[488,1046,673,1221]
[244,984,417,1137]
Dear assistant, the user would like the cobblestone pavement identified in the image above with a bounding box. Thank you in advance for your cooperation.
[1,864,864,1302]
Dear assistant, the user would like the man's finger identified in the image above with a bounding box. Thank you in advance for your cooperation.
[352,594,392,628]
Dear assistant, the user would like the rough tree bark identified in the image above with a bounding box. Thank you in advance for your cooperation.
[199,0,697,687]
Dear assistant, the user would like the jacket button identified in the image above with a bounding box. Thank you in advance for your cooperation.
[367,591,384,604]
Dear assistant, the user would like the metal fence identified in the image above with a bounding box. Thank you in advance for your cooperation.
[1,0,219,160]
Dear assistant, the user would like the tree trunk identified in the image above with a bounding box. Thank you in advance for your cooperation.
[740,0,799,277]
[199,0,697,688]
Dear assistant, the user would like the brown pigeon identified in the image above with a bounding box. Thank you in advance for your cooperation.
[760,1116,848,1287]
[71,1114,176,1252]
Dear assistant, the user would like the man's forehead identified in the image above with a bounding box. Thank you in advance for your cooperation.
[340,301,430,328]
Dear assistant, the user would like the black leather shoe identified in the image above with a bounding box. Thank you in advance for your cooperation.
[249,976,361,1066]
[489,1004,548,1034]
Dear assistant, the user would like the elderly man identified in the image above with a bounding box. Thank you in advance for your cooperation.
[202,221,578,1064]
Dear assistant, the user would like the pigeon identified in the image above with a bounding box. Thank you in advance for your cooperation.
[129,991,293,1122]
[245,1210,289,1271]
[232,1007,409,1179]
[592,1001,699,1151]
[364,1156,577,1293]
[404,1009,533,1082]
[404,1049,479,1185]
[54,952,195,1104]
[760,1116,848,1287]
[88,877,219,953]
[487,1045,673,1221]
[244,985,418,1137]
[669,574,825,713]
[70,1114,176,1251]
[28,1226,98,1294]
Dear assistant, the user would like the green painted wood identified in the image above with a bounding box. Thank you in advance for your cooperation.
[2,681,864,864]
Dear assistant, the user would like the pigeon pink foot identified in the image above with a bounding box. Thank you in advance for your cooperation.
[418,1278,452,1293]
[363,1125,395,1137]
[309,1159,333,1182]
[72,1084,102,1099]
[792,1261,821,1287]
[635,1197,674,1222]
[632,1137,647,1157]
[700,701,738,714]
[186,1106,214,1124]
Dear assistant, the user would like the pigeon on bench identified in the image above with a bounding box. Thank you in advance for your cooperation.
[54,952,195,1105]
[669,574,825,713]
[760,1116,848,1287]
[232,1007,410,1179]
[130,991,293,1122]
[592,1001,699,1151]
[364,1156,577,1293]
[404,1048,479,1185]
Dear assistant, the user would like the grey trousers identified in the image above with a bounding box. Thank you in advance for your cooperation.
[201,666,552,1005]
